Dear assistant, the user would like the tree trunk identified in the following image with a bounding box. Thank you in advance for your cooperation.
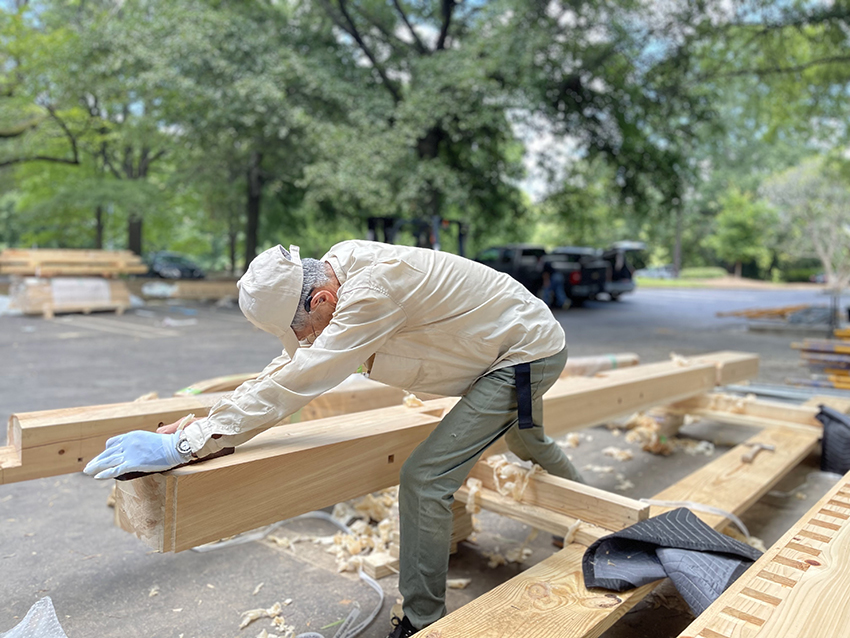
[94,205,104,249]
[417,127,444,233]
[128,213,143,256]
[673,206,683,278]
[229,213,238,276]
[734,261,742,278]
[244,150,263,271]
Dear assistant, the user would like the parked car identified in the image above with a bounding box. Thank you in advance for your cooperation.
[601,241,645,300]
[474,244,547,294]
[146,252,205,279]
[545,247,609,305]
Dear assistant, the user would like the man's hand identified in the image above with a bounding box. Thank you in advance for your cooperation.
[83,430,191,480]
[157,415,199,435]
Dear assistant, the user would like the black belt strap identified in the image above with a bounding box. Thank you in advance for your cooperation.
[514,362,533,429]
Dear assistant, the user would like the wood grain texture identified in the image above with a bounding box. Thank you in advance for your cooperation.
[650,427,821,528]
[454,485,610,546]
[466,462,648,531]
[666,394,821,433]
[414,425,817,638]
[0,248,146,276]
[679,472,850,638]
[115,352,757,552]
[2,377,417,485]
[413,544,657,638]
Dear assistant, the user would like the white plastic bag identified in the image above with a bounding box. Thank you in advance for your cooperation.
[1,597,68,638]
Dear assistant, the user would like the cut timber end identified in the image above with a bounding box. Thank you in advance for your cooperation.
[114,475,170,552]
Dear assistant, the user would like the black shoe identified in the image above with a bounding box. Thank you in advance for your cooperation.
[386,615,419,638]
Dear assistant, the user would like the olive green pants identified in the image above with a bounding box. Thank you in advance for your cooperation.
[398,346,581,628]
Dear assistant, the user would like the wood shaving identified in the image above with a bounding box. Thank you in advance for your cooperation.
[402,392,425,408]
[447,578,472,589]
[602,447,634,462]
[562,519,582,545]
[483,455,543,501]
[722,525,767,552]
[484,551,507,568]
[148,585,159,597]
[583,464,615,474]
[561,433,581,448]
[614,474,634,491]
[252,583,264,596]
[795,492,807,500]
[669,353,692,367]
[240,602,282,629]
[464,478,483,515]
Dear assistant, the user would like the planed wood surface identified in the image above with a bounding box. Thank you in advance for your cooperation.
[2,394,224,485]
[414,544,657,638]
[650,427,821,528]
[169,353,643,397]
[465,462,648,531]
[113,352,758,552]
[679,471,850,638]
[414,425,819,638]
[454,485,610,546]
[666,393,822,434]
[2,377,417,485]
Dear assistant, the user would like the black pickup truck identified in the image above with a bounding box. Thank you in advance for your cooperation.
[543,247,609,305]
[474,244,608,306]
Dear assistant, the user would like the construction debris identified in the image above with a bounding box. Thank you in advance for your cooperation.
[446,578,472,589]
[482,455,543,501]
[402,392,425,408]
[583,464,615,474]
[602,447,633,462]
[239,601,284,629]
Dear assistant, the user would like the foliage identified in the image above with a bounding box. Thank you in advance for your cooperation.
[761,158,850,289]
[704,189,777,277]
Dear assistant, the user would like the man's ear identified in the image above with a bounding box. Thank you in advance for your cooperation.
[312,289,336,308]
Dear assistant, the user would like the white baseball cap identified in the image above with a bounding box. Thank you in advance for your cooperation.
[237,244,303,357]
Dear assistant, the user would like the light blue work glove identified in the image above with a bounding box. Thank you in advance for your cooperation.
[84,430,191,480]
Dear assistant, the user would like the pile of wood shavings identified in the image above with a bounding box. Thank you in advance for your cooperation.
[265,487,400,573]
[239,600,295,637]
[483,454,543,501]
[623,413,714,456]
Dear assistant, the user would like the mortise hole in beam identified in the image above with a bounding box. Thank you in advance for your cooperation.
[388,454,395,464]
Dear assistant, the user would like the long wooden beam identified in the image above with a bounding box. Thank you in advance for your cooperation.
[464,461,649,531]
[113,352,758,552]
[0,376,410,485]
[679,469,850,638]
[665,393,822,434]
[413,425,821,638]
[171,353,644,396]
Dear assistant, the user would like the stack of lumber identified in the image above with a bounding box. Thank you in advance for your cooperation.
[790,340,850,390]
[717,304,811,320]
[8,277,131,318]
[1,249,145,317]
[0,249,146,277]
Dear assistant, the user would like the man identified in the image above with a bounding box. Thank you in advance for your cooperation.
[85,240,582,638]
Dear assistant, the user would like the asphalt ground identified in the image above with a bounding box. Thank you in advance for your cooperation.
[0,285,840,638]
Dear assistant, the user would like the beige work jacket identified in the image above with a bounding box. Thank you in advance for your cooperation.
[183,240,565,456]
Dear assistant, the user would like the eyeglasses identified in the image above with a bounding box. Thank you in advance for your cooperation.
[304,289,315,313]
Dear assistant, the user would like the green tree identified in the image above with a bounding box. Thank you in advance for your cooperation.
[704,188,776,278]
[762,158,850,289]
